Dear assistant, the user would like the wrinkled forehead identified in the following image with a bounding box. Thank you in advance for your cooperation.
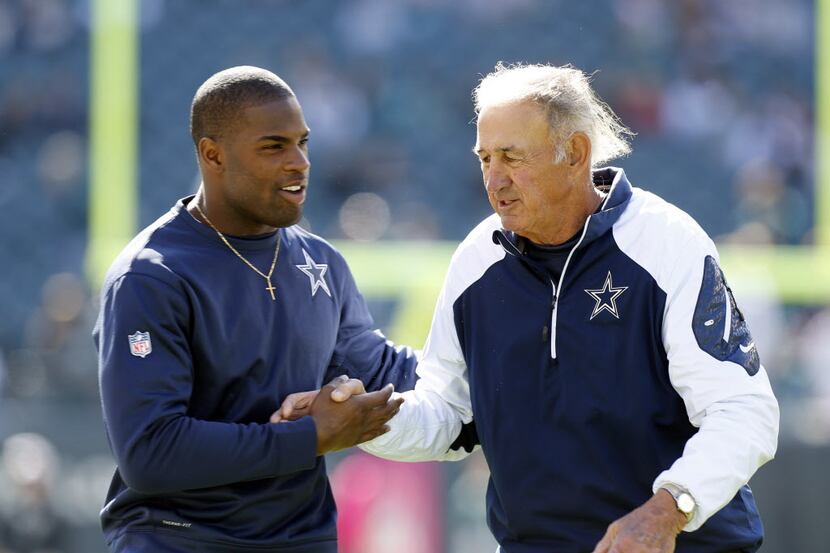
[475,100,551,151]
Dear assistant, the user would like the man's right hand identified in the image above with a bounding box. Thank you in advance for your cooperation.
[270,375,366,423]
[310,383,404,455]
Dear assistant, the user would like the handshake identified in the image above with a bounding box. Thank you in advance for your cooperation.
[269,376,404,456]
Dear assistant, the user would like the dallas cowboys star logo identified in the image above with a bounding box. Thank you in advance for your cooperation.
[584,271,628,320]
[295,249,332,298]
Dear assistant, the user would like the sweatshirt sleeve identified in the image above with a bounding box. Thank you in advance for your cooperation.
[359,247,477,462]
[326,260,418,393]
[652,232,779,531]
[95,272,318,494]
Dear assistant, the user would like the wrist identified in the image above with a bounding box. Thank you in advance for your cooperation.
[309,415,327,456]
[654,488,690,534]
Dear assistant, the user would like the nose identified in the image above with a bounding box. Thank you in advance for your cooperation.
[285,145,310,172]
[484,160,510,194]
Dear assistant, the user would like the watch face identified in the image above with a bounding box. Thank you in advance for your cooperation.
[677,493,695,514]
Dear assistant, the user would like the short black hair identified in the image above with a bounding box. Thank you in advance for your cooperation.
[190,66,295,146]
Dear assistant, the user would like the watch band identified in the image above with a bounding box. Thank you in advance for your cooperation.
[660,483,696,522]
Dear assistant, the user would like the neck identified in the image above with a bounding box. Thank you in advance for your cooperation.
[526,182,605,246]
[189,186,275,236]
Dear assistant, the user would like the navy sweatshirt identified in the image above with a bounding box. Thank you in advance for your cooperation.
[93,196,417,552]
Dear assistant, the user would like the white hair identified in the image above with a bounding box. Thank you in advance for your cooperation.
[473,62,633,167]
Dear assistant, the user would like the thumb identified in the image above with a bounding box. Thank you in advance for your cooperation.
[331,378,367,402]
[592,526,615,553]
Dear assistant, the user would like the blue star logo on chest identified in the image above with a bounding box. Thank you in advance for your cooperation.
[295,248,332,298]
[584,271,628,320]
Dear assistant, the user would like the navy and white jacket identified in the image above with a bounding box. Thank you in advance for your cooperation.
[363,168,779,553]
[93,196,417,553]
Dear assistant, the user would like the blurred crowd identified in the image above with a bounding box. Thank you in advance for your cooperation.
[0,0,823,551]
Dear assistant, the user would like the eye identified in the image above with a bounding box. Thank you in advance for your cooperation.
[299,137,309,146]
[479,156,490,165]
[263,144,283,150]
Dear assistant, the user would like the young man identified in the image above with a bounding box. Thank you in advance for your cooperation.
[94,66,414,553]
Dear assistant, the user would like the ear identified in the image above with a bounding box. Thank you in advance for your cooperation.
[566,132,591,169]
[197,137,224,173]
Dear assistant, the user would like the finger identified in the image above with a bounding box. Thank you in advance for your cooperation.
[591,528,614,553]
[278,391,318,420]
[331,378,366,402]
[327,374,350,387]
[271,403,303,424]
[279,402,304,422]
[366,402,402,431]
[359,424,391,444]
[377,396,405,417]
[355,384,394,408]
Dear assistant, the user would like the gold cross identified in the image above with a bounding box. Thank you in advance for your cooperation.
[266,279,276,300]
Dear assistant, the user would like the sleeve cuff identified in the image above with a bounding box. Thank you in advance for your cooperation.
[269,416,319,475]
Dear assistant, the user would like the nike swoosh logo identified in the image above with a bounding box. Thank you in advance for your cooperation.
[739,342,755,353]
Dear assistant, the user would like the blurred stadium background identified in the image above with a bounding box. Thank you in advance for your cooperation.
[0,0,827,551]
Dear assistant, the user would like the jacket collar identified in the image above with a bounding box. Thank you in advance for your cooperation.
[492,167,633,255]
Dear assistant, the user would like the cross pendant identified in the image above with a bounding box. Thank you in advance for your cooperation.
[265,279,276,300]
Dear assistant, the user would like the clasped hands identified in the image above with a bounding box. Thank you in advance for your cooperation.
[272,378,686,553]
[270,375,402,456]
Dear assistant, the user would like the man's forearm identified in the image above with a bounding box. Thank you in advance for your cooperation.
[113,415,318,494]
[652,391,779,531]
[359,389,469,462]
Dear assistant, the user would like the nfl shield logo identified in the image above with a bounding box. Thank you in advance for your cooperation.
[128,331,152,358]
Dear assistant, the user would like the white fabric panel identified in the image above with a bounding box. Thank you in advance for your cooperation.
[613,189,779,531]
[361,215,504,462]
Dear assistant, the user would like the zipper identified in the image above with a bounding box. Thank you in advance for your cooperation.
[549,215,593,359]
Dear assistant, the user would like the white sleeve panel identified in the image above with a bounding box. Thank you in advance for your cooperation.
[360,216,504,462]
[614,190,779,532]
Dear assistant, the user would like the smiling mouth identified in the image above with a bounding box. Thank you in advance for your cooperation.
[276,181,308,206]
[279,180,307,193]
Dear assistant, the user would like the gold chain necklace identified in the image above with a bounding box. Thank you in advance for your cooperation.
[193,202,281,300]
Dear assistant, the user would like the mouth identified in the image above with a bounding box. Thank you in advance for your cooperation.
[277,181,308,205]
[498,198,518,209]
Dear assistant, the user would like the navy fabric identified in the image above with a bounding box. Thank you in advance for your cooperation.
[94,196,417,553]
[522,234,579,285]
[453,171,763,552]
[520,199,603,284]
[108,530,337,553]
[693,255,760,376]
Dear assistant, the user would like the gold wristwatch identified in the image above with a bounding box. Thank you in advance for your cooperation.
[661,483,696,522]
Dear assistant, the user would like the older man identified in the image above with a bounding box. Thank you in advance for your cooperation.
[359,63,779,553]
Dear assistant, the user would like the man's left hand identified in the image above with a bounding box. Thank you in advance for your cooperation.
[592,489,687,553]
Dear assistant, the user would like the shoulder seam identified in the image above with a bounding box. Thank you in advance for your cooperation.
[108,271,185,296]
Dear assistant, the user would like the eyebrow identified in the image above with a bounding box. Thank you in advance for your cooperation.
[258,131,310,142]
[472,146,520,156]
